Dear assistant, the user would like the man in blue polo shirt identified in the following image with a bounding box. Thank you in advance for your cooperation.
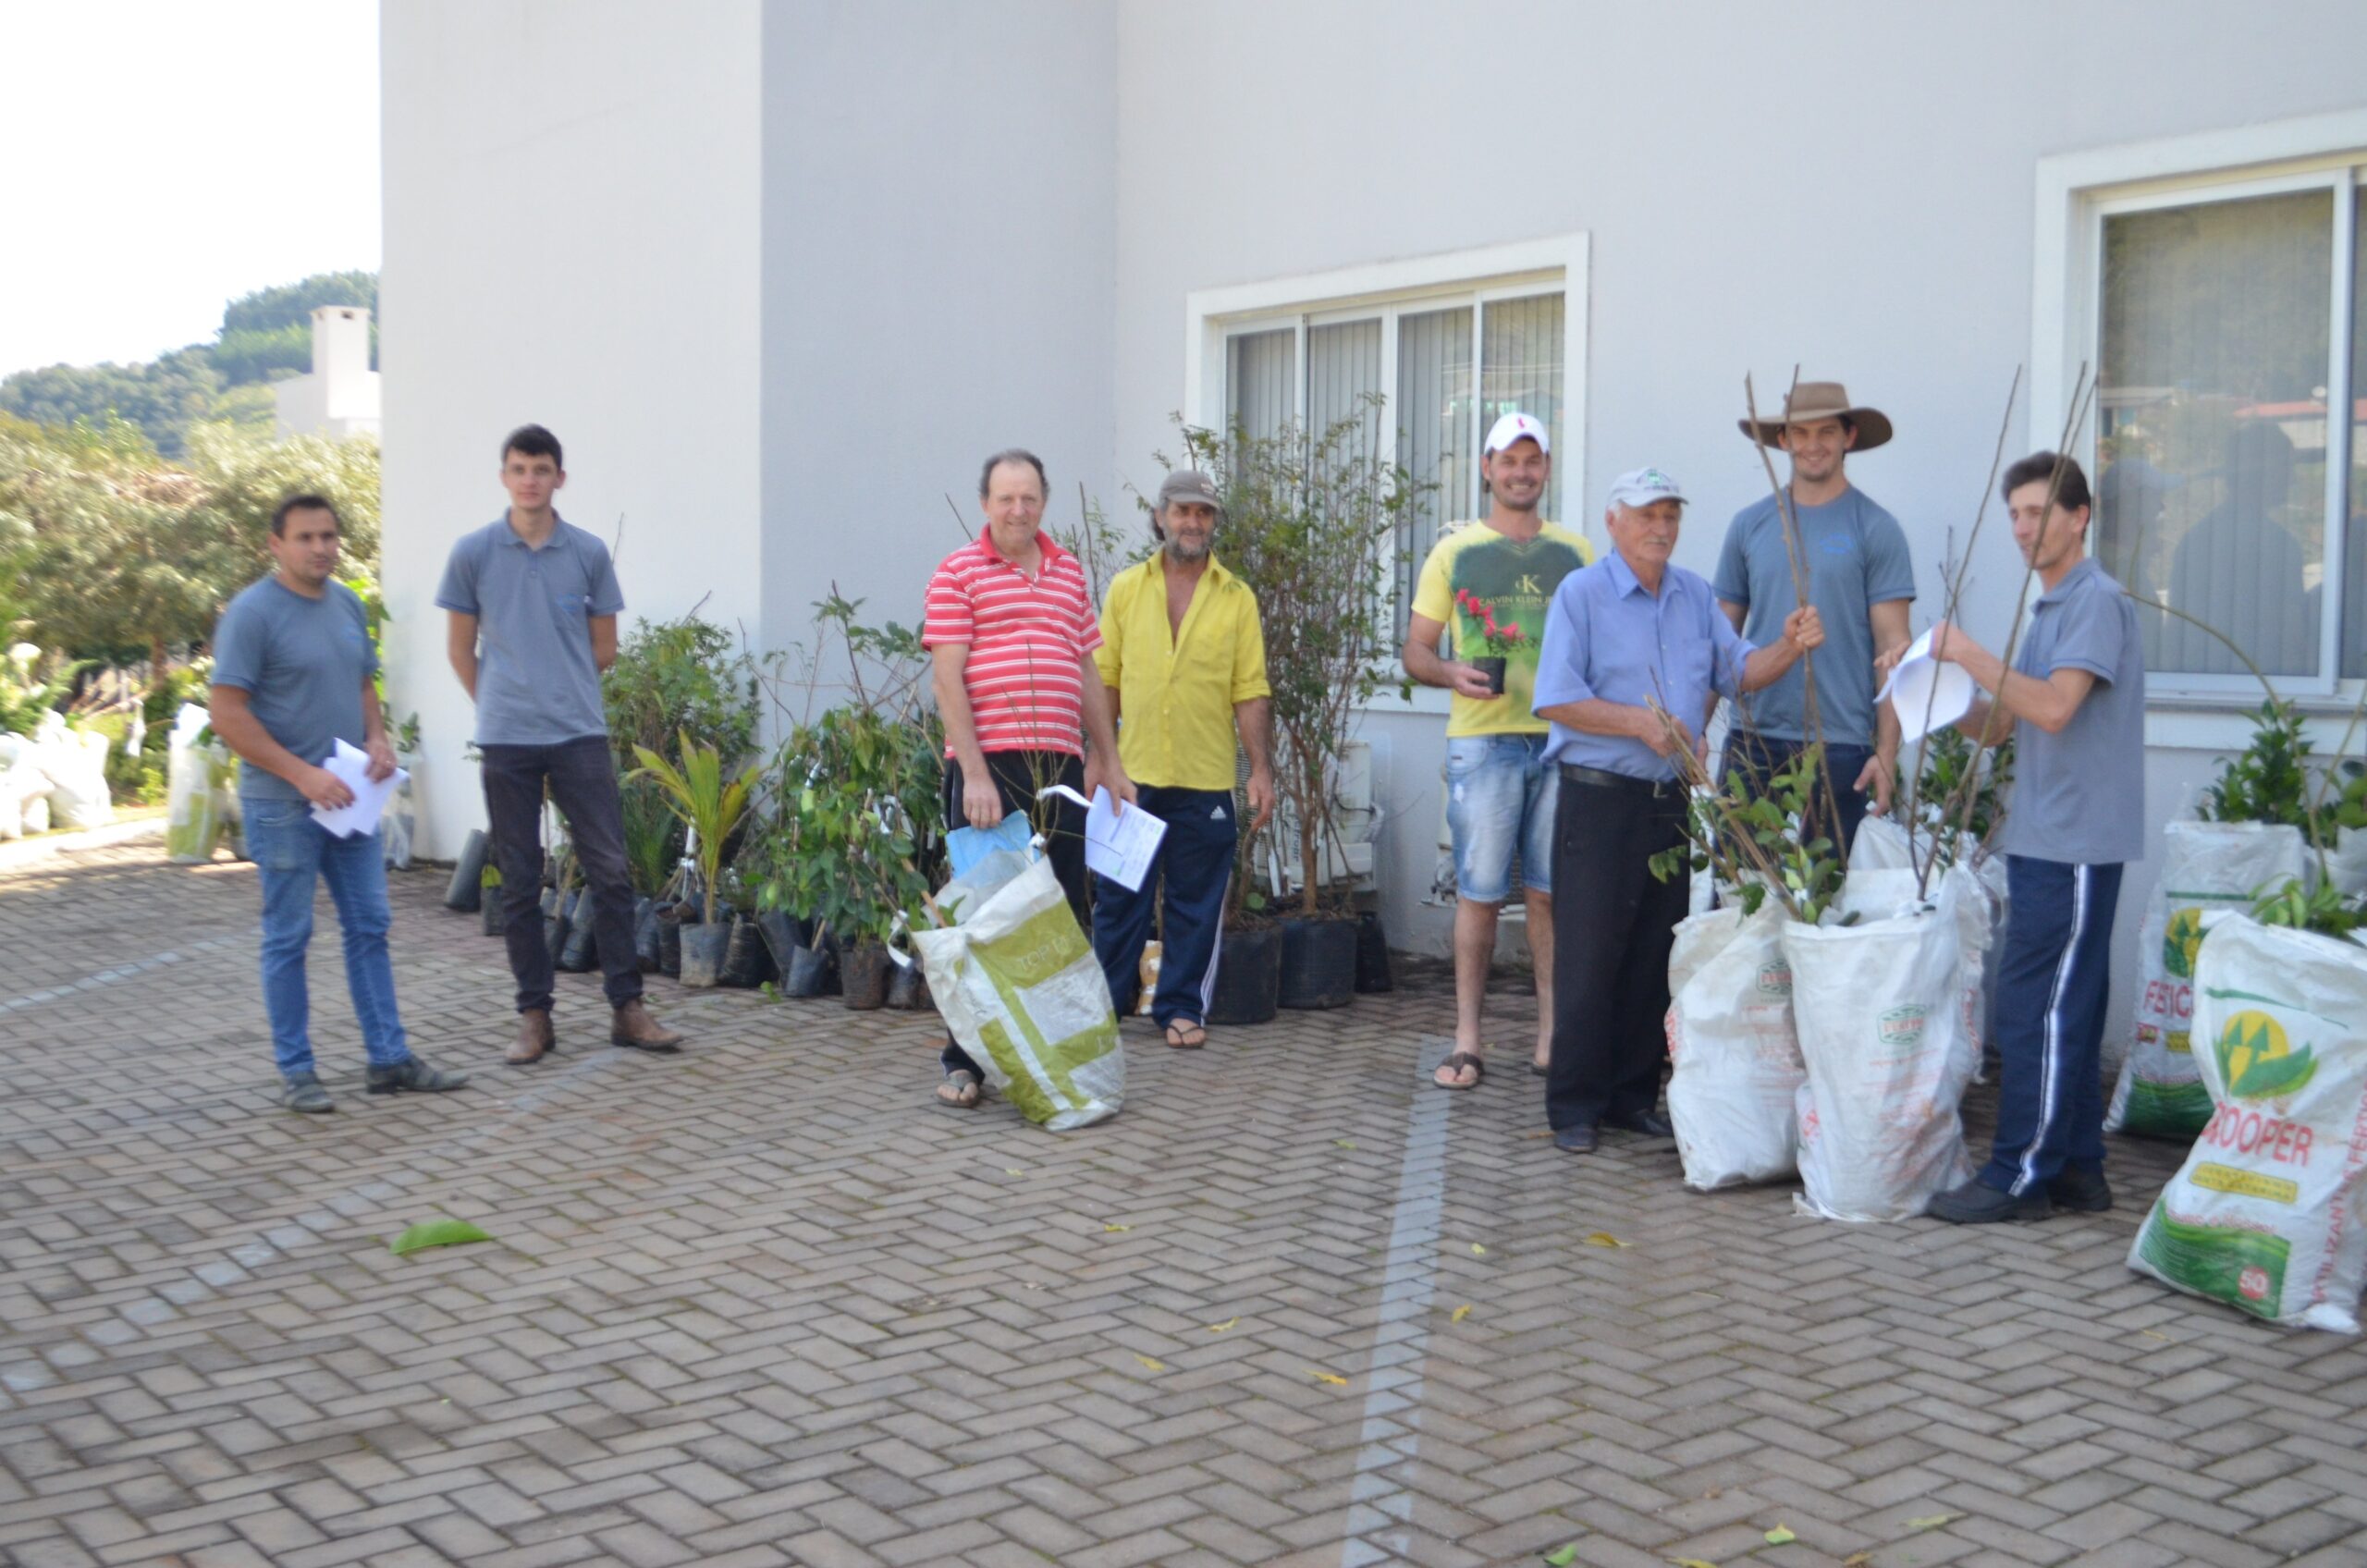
[1532,468,1822,1153]
[1919,452,2144,1223]
[437,424,684,1065]
[211,495,470,1112]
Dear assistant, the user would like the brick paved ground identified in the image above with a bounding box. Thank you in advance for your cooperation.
[4,841,2366,1568]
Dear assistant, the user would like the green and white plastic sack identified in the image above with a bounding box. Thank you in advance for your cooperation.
[2129,915,2367,1332]
[1784,865,1988,1221]
[166,704,236,864]
[1665,902,1805,1190]
[909,849,1123,1130]
[2111,821,2306,1140]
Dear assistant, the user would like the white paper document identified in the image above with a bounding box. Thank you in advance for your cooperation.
[309,738,408,839]
[1084,788,1167,891]
[1875,629,1976,744]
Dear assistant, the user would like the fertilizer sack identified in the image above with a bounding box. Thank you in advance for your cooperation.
[909,850,1123,1130]
[1665,902,1805,1190]
[166,704,231,864]
[2111,821,2306,1140]
[2129,915,2367,1332]
[1784,865,1987,1221]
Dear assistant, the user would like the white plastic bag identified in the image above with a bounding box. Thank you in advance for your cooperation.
[31,712,114,831]
[910,851,1123,1130]
[166,704,227,864]
[2129,915,2367,1332]
[2111,821,2306,1139]
[2325,827,2367,900]
[384,771,416,869]
[1665,902,1805,1190]
[1784,865,1987,1221]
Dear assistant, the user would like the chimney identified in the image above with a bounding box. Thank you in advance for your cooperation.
[313,305,371,410]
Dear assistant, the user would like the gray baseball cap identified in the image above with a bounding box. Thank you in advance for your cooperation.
[1157,469,1223,510]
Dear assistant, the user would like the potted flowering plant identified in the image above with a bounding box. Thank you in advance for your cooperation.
[1452,587,1526,695]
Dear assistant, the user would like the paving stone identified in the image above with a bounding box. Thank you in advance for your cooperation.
[2,840,2364,1568]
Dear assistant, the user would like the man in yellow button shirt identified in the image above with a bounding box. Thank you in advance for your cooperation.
[1092,470,1277,1048]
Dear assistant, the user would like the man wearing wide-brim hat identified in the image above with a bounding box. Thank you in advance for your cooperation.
[1715,381,1915,859]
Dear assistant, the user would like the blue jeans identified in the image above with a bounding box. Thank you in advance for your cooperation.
[1442,733,1557,901]
[243,795,410,1080]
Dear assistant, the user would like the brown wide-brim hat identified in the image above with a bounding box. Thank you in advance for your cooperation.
[1737,380,1894,453]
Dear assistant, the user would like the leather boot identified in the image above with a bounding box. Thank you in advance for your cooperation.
[611,998,684,1054]
[507,1008,556,1066]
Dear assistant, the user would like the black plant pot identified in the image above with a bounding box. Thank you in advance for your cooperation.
[840,942,892,1010]
[1354,911,1394,994]
[541,888,569,961]
[445,829,488,911]
[480,886,507,937]
[632,897,661,973]
[885,959,932,1012]
[558,892,600,972]
[718,914,770,987]
[754,908,806,976]
[1205,925,1282,1026]
[1472,656,1507,696]
[1279,916,1357,1010]
[659,908,688,979]
[782,930,839,998]
[680,922,730,988]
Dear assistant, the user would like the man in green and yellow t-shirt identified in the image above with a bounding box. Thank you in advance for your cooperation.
[1403,412,1593,1092]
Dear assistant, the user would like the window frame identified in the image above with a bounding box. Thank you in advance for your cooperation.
[2033,110,2367,731]
[1184,235,1589,718]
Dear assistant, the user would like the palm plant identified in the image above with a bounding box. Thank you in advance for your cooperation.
[628,729,754,926]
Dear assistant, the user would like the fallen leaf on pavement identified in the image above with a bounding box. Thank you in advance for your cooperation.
[1763,1525,1797,1545]
[1906,1513,1961,1532]
[1335,1139,1356,1149]
[1207,1317,1239,1332]
[1134,1354,1165,1373]
[1004,1168,1024,1176]
[1669,1558,1718,1568]
[389,1219,493,1256]
[1451,1305,1472,1323]
[1307,1369,1349,1386]
[1583,1232,1628,1248]
[1542,1543,1580,1566]
[1472,1243,1488,1256]
[1104,1224,1131,1232]
[1842,1555,1870,1567]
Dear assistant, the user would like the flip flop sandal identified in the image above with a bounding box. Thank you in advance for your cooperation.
[1433,1051,1486,1091]
[934,1068,982,1109]
[1163,1021,1208,1050]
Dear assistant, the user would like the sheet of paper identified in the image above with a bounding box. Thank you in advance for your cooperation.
[1875,628,1975,744]
[1084,787,1166,891]
[310,738,407,839]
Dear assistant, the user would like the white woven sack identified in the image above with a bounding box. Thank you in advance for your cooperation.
[1784,866,1986,1221]
[1665,902,1805,1190]
[2129,915,2367,1332]
[909,852,1123,1131]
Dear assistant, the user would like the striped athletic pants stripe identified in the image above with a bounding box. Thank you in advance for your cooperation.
[1979,855,2125,1196]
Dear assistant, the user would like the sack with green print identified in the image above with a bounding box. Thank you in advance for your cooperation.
[2129,914,2367,1332]
[2109,821,2306,1139]
[910,849,1123,1130]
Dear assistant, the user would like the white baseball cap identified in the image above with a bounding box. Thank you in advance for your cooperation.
[1482,411,1550,456]
[1606,467,1687,508]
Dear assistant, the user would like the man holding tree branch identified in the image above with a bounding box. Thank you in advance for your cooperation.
[1533,469,1823,1154]
[1718,381,1915,856]
[1907,452,2144,1224]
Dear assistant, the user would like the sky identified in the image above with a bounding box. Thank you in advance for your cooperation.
[0,0,381,379]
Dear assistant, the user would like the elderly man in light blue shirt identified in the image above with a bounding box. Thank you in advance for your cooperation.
[1531,467,1822,1153]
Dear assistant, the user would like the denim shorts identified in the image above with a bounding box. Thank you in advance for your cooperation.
[1442,732,1557,901]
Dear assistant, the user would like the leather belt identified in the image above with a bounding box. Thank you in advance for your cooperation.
[1560,764,1683,800]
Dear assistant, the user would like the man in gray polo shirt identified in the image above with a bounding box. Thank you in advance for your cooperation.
[1911,452,2144,1223]
[437,424,684,1064]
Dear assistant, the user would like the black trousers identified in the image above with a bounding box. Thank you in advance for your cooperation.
[939,750,1089,1078]
[1545,769,1690,1132]
[481,735,643,1014]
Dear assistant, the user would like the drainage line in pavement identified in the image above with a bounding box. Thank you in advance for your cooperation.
[1336,1041,1453,1568]
[0,925,259,1015]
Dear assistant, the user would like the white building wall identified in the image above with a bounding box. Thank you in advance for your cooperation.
[1108,0,2367,1009]
[379,0,763,855]
[757,0,1118,684]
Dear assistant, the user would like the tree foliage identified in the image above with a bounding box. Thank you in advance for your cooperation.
[0,413,379,665]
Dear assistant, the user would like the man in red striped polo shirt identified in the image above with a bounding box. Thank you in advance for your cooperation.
[924,447,1134,1108]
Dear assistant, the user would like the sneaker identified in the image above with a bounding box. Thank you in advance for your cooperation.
[366,1055,472,1096]
[2046,1167,2113,1213]
[1927,1179,2052,1224]
[281,1074,335,1114]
